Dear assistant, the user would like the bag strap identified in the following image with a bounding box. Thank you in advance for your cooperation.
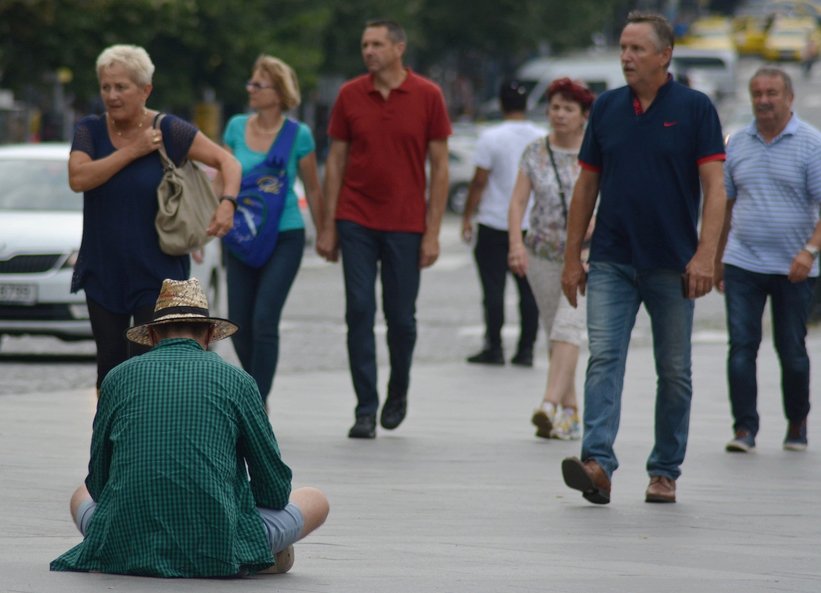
[261,118,299,168]
[545,137,568,225]
[152,113,175,170]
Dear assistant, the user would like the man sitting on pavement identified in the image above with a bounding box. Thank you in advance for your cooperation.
[50,278,329,577]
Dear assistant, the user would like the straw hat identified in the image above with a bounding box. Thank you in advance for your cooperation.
[126,278,238,346]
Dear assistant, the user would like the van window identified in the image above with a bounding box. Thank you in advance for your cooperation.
[533,79,609,107]
[672,56,727,69]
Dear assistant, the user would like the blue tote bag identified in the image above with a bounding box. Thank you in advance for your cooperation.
[223,119,298,268]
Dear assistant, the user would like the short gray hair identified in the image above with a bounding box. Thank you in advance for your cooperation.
[750,66,794,96]
[365,19,406,44]
[96,44,155,86]
[626,11,675,53]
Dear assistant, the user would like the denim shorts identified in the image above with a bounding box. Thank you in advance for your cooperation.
[73,500,304,553]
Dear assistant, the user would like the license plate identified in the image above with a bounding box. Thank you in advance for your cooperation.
[0,283,37,305]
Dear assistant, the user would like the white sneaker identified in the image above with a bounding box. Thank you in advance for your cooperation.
[551,407,581,440]
[531,402,557,439]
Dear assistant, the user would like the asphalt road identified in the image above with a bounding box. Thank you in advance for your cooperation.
[0,210,737,397]
[2,55,821,593]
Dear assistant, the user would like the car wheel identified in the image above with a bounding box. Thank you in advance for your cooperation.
[448,182,469,214]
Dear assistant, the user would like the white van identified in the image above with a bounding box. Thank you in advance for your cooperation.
[507,46,734,120]
[513,51,624,119]
[669,46,738,99]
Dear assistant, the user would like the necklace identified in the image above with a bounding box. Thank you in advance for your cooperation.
[252,114,284,135]
[108,109,147,136]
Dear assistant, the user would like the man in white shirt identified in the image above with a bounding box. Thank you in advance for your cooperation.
[462,81,545,366]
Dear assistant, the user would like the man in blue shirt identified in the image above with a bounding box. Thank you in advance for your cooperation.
[560,11,726,505]
[718,67,821,454]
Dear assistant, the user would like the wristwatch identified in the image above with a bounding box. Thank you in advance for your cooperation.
[219,195,238,210]
[802,243,820,259]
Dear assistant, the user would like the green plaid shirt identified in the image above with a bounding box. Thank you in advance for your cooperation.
[50,338,292,577]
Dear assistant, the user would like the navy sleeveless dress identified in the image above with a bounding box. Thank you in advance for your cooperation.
[70,114,197,314]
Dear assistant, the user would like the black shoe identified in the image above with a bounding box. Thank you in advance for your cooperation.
[348,415,376,439]
[511,349,533,367]
[380,393,407,430]
[466,348,504,365]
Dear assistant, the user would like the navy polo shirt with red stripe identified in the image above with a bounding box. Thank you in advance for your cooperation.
[579,78,725,272]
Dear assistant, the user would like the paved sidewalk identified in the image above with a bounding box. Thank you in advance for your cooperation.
[1,333,820,593]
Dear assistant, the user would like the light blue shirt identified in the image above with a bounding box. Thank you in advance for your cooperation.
[223,115,315,231]
[723,114,821,277]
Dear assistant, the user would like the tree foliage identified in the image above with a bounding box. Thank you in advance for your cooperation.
[0,0,634,116]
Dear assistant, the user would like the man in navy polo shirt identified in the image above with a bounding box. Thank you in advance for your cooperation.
[559,11,726,504]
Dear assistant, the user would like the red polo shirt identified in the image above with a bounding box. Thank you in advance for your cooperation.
[328,69,452,232]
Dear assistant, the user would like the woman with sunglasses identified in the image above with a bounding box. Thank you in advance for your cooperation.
[221,55,322,407]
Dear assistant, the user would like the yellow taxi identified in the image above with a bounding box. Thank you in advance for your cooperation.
[679,16,736,52]
[732,15,771,55]
[761,16,821,62]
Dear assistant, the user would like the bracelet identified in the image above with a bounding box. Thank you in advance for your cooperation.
[219,195,237,210]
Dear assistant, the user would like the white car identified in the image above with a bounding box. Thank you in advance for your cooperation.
[446,135,478,214]
[0,143,224,345]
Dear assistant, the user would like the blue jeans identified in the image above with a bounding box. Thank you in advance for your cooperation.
[582,262,694,480]
[724,264,815,435]
[226,229,305,402]
[337,220,422,417]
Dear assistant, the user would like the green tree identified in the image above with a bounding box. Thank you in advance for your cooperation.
[0,0,333,114]
[0,0,644,127]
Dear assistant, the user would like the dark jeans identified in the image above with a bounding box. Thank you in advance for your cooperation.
[226,229,305,402]
[724,264,815,435]
[87,298,154,389]
[473,224,539,353]
[337,220,422,417]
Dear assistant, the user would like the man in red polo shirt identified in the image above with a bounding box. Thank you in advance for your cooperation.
[318,18,451,439]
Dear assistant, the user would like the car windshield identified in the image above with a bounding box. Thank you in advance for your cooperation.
[672,56,728,69]
[0,159,81,211]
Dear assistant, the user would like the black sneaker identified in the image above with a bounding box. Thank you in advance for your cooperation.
[380,393,407,430]
[511,349,534,367]
[725,429,755,452]
[348,415,376,439]
[466,348,504,365]
[784,418,808,451]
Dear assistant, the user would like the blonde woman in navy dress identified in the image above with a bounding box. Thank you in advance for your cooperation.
[69,44,241,391]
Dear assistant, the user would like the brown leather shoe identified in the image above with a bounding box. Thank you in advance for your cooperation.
[561,457,611,504]
[645,476,676,503]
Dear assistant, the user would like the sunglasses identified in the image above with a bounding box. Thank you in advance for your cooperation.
[246,81,274,91]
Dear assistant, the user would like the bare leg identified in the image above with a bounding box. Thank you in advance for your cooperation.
[289,487,329,540]
[546,340,580,409]
[258,487,329,575]
[69,484,91,517]
[70,484,92,531]
[532,341,581,440]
